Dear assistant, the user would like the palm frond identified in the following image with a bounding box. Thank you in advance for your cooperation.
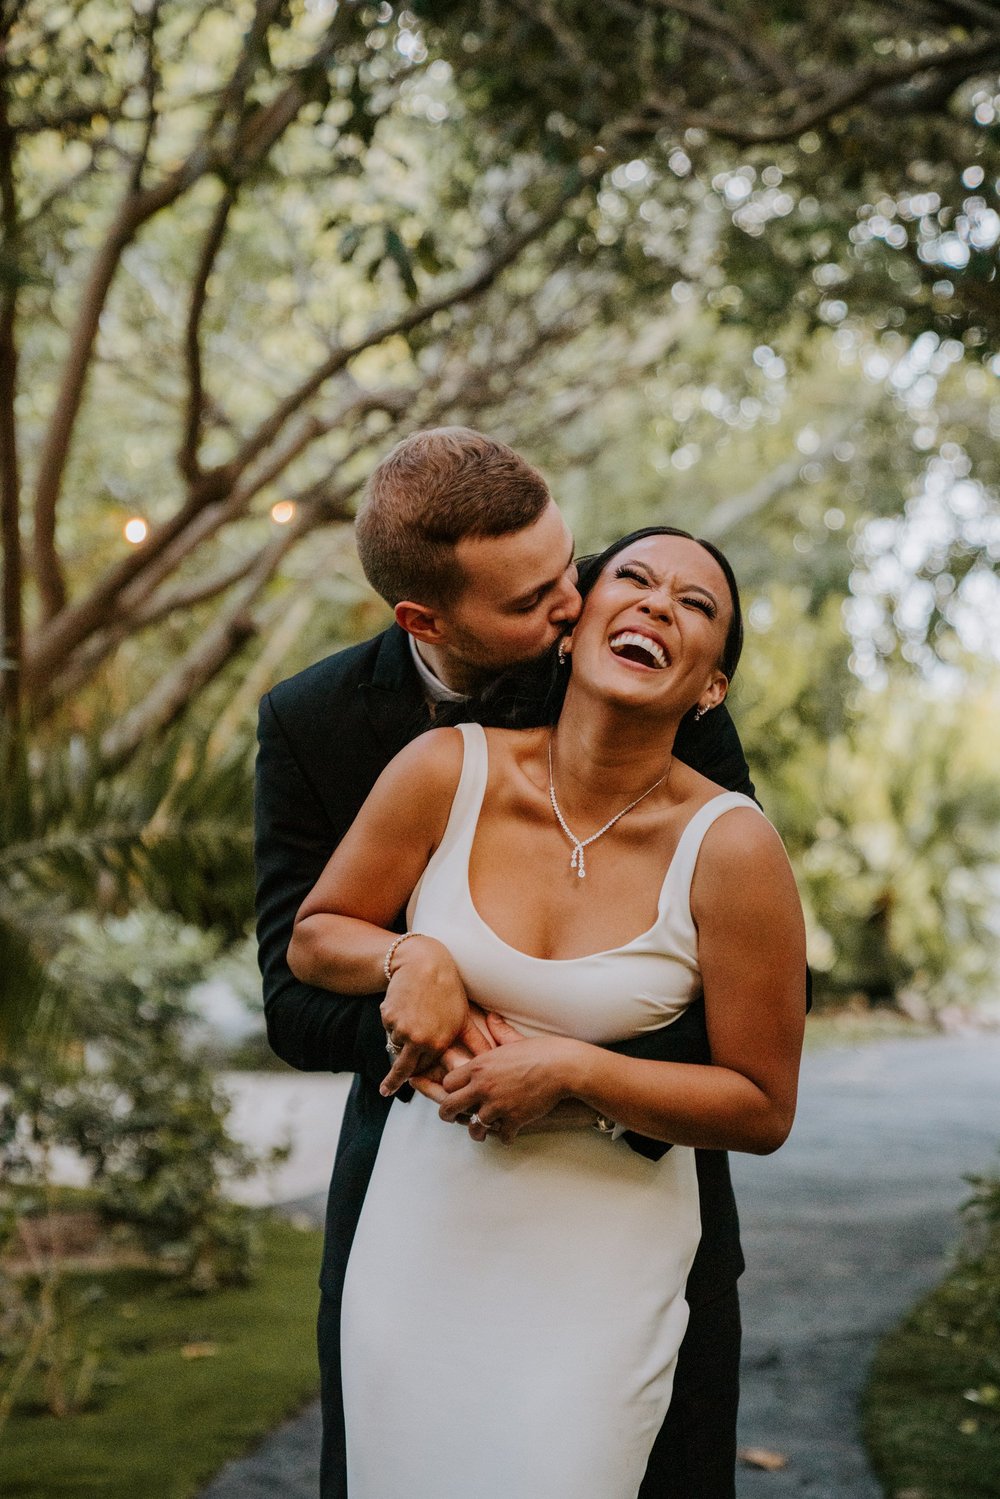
[0,722,256,1053]
[0,900,59,1057]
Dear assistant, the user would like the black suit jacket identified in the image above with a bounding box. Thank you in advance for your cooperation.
[255,623,759,1313]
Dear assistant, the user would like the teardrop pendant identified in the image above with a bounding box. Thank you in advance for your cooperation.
[548,732,674,881]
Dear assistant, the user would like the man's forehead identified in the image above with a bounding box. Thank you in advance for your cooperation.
[456,508,573,598]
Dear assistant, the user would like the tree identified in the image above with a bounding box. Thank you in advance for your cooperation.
[2,1,999,766]
[730,585,1000,1009]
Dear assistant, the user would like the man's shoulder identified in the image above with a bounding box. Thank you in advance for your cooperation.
[266,626,403,717]
[271,633,382,698]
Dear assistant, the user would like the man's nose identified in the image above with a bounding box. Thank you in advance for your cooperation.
[550,572,582,624]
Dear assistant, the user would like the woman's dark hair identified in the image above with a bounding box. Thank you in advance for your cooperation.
[439,526,743,731]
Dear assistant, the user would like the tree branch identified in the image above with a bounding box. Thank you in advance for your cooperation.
[206,0,289,140]
[921,0,1000,27]
[662,1,793,90]
[228,160,604,480]
[179,185,236,481]
[7,95,128,137]
[701,422,858,539]
[203,591,317,761]
[95,492,354,772]
[508,0,616,91]
[110,384,412,624]
[30,377,409,714]
[127,0,163,196]
[133,553,262,626]
[26,475,229,691]
[0,58,21,722]
[631,30,1000,145]
[98,607,259,773]
[28,3,355,625]
[37,551,267,713]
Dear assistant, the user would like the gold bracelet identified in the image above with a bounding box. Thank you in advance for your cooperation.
[382,931,419,985]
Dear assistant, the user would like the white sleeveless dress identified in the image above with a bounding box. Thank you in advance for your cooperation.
[341,723,761,1499]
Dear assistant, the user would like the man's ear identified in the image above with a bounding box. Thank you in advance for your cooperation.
[394,600,448,646]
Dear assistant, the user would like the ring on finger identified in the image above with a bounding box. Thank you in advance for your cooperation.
[469,1112,499,1132]
[385,1036,403,1058]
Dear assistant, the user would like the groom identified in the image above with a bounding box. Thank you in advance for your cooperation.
[256,426,757,1499]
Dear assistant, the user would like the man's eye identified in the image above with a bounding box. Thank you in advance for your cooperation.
[515,595,543,613]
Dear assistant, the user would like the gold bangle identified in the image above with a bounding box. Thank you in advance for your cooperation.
[383,931,418,985]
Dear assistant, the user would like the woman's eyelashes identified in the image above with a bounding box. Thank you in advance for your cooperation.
[613,564,716,618]
[614,564,649,588]
[684,596,716,618]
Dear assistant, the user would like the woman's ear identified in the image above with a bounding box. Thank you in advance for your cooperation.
[395,600,447,645]
[696,670,729,715]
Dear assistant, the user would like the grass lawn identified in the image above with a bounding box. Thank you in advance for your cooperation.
[1,1215,324,1499]
[863,1246,1000,1499]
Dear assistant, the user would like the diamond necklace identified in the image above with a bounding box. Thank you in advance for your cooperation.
[547,731,674,879]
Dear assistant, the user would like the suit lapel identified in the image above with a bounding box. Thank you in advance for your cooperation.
[358,624,432,762]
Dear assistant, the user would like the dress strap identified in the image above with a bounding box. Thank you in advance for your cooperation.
[432,722,489,861]
[657,791,765,916]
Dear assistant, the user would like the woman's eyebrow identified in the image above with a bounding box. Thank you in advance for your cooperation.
[616,556,655,577]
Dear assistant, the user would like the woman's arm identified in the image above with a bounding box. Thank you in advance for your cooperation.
[287,728,485,1087]
[436,809,806,1152]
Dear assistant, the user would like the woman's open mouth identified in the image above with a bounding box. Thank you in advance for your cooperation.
[608,631,670,670]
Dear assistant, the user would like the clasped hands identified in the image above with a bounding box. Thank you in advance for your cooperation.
[378,935,592,1144]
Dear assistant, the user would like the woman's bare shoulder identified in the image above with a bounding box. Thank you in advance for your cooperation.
[698,799,784,863]
[384,726,466,793]
[691,800,798,919]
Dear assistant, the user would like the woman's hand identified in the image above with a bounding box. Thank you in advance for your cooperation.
[432,1020,590,1144]
[379,939,483,1095]
[413,1014,600,1138]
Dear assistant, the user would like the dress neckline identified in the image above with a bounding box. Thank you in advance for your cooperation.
[462,725,745,964]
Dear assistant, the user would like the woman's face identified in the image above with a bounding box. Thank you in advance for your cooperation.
[564,534,733,717]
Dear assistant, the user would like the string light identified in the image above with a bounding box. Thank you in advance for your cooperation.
[271,500,295,524]
[124,518,148,544]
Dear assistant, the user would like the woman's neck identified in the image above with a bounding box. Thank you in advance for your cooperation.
[548,686,682,818]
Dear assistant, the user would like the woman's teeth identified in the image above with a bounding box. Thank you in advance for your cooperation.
[609,631,668,669]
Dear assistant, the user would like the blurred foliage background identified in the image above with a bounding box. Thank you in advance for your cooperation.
[1,0,999,1456]
[2,0,998,1026]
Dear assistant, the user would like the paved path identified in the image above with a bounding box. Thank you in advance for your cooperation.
[200,1034,1000,1498]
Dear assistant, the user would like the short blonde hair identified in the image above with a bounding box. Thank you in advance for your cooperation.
[355,427,551,607]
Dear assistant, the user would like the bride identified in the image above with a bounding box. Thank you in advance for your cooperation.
[288,527,805,1499]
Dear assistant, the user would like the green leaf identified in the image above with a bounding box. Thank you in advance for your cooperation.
[384,226,419,300]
